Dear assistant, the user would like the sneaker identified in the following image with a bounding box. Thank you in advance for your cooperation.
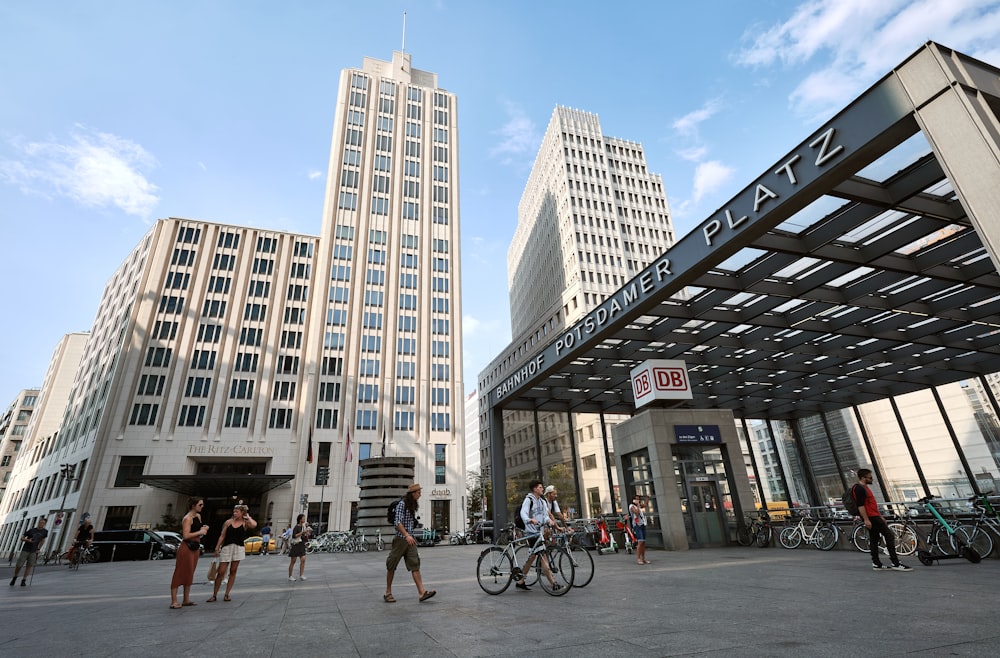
[299,576,307,581]
[515,581,531,591]
[20,580,26,586]
[9,577,15,586]
[890,563,912,571]
[872,564,891,571]
[288,577,296,582]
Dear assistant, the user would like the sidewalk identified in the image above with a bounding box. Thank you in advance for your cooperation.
[3,544,999,656]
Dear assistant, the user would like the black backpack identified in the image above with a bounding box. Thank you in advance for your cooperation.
[842,484,862,516]
[513,495,534,530]
[387,498,403,524]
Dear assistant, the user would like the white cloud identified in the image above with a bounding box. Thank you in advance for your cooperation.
[692,161,735,203]
[672,99,723,138]
[736,0,1000,118]
[463,315,482,337]
[308,170,323,180]
[0,126,159,217]
[490,101,541,166]
[676,145,708,163]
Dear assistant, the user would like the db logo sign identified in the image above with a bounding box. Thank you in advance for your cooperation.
[630,359,692,407]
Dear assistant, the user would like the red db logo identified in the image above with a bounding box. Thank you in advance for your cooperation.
[653,367,688,391]
[633,370,652,398]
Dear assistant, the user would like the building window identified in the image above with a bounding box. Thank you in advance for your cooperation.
[582,455,598,470]
[225,406,251,428]
[103,505,136,531]
[178,405,205,427]
[316,408,338,429]
[128,404,159,426]
[435,444,446,484]
[114,456,147,487]
[395,411,414,431]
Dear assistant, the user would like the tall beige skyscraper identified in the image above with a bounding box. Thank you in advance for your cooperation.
[307,50,464,531]
[495,107,676,517]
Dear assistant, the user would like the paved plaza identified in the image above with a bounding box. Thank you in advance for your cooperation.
[2,544,999,657]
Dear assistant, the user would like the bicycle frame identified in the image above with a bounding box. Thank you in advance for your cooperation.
[916,496,981,565]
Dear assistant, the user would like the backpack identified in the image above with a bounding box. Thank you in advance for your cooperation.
[513,494,537,530]
[842,484,861,516]
[387,498,403,525]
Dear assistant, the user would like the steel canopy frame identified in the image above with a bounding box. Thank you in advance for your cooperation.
[481,43,1000,426]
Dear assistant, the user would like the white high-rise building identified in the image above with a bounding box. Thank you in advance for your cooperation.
[0,50,465,546]
[494,107,676,517]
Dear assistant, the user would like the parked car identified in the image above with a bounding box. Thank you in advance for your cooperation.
[244,535,276,555]
[471,520,494,544]
[157,530,204,554]
[91,529,177,561]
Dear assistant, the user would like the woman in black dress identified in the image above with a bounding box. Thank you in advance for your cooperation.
[287,514,311,581]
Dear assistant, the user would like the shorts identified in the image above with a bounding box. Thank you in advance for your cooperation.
[218,543,245,563]
[634,525,647,541]
[15,550,37,569]
[386,536,420,572]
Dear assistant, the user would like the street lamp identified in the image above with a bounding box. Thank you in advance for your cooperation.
[55,463,77,552]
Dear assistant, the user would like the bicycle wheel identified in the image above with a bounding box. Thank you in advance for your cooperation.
[950,524,993,558]
[778,526,801,549]
[736,524,752,547]
[756,524,772,548]
[567,545,595,587]
[514,544,538,586]
[814,524,838,551]
[538,548,574,596]
[888,523,917,557]
[850,524,870,552]
[476,547,514,595]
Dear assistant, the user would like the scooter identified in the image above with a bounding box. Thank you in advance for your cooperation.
[596,517,618,555]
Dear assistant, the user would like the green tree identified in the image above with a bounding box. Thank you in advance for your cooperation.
[466,469,492,525]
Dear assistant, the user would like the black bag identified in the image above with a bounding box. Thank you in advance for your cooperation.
[184,539,201,551]
[842,484,861,516]
[387,498,402,524]
[513,495,531,530]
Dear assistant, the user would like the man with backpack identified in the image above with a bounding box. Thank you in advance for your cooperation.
[513,480,560,592]
[852,469,911,572]
[384,483,436,603]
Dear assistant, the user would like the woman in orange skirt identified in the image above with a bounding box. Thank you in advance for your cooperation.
[170,497,207,609]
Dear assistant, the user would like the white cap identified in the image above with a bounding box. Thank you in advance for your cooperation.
[543,485,557,495]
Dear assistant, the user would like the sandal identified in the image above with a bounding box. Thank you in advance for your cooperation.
[182,602,196,607]
[223,595,232,602]
[383,593,396,603]
[169,603,182,609]
[419,589,436,602]
[206,596,217,603]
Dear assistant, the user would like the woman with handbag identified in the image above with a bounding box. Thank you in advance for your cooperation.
[169,497,207,609]
[287,514,310,581]
[207,504,256,602]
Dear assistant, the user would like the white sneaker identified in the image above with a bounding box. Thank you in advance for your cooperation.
[288,576,296,582]
[299,575,307,581]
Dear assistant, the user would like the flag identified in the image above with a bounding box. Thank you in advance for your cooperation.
[381,428,387,457]
[306,428,313,464]
[345,429,353,462]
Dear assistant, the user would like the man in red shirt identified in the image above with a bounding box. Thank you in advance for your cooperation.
[854,469,911,571]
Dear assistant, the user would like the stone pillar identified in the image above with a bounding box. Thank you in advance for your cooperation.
[357,456,415,536]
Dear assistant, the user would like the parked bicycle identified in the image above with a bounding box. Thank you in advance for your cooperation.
[778,509,838,550]
[476,524,574,596]
[849,503,918,557]
[950,492,1000,558]
[915,495,981,565]
[736,510,773,548]
[450,529,474,545]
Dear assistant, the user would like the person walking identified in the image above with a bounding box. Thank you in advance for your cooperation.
[384,483,436,603]
[287,514,310,581]
[854,469,911,571]
[170,497,208,609]
[513,480,560,592]
[207,504,257,602]
[10,518,47,587]
[544,485,567,526]
[630,494,650,565]
[260,521,272,556]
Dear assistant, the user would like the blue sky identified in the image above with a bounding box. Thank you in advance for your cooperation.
[2,0,999,404]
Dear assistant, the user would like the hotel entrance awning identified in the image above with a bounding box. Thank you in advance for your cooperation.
[132,474,295,498]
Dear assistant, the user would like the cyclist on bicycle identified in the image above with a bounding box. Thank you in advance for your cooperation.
[514,480,561,592]
[68,513,94,566]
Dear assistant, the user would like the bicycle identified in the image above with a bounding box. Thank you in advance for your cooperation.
[915,495,982,565]
[476,524,574,596]
[949,492,1000,558]
[515,528,595,588]
[849,504,918,557]
[67,544,100,570]
[777,509,838,550]
[736,510,773,548]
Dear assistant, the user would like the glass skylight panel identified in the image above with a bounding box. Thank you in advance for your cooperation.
[827,266,874,288]
[854,133,932,181]
[772,195,845,234]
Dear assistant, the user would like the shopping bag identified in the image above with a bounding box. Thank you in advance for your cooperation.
[207,558,218,581]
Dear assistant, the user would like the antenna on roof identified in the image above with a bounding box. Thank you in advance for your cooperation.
[401,11,407,55]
